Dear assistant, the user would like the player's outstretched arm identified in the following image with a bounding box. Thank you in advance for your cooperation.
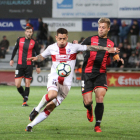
[27,55,45,62]
[86,45,120,53]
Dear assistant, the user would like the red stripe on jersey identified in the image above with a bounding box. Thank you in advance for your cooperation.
[85,36,99,73]
[100,39,114,73]
[27,39,35,65]
[51,55,56,61]
[100,52,108,73]
[69,53,77,60]
[58,44,67,85]
[18,38,25,64]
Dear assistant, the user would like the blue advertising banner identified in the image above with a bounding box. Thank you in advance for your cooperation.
[82,18,118,31]
[82,18,140,31]
[0,19,38,31]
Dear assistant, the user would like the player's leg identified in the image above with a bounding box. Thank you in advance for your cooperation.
[93,73,107,132]
[94,88,106,132]
[26,101,56,132]
[33,90,57,113]
[22,78,31,106]
[26,83,69,132]
[15,67,25,100]
[22,65,33,106]
[83,92,93,122]
[15,78,24,98]
[29,91,57,122]
[29,76,58,120]
[81,75,94,122]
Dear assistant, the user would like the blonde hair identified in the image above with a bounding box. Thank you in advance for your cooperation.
[98,17,110,28]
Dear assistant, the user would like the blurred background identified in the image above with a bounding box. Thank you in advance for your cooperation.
[0,0,140,87]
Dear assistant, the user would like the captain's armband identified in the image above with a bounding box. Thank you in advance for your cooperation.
[113,54,120,61]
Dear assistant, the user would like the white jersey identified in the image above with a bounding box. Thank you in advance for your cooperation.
[41,42,87,86]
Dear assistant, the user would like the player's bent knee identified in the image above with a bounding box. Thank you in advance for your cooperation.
[96,96,104,103]
[84,101,93,108]
[48,90,57,99]
[46,101,56,112]
[84,99,93,106]
[15,83,21,88]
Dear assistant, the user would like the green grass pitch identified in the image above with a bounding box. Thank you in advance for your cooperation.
[0,86,140,140]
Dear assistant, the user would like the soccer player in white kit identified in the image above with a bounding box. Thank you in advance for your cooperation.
[25,28,119,132]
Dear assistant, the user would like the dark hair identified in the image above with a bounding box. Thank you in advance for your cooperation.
[57,28,68,35]
[133,19,137,22]
[26,18,29,22]
[25,26,33,30]
[38,18,42,21]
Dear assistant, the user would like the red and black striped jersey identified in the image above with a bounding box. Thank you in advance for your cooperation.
[11,37,40,67]
[81,35,116,75]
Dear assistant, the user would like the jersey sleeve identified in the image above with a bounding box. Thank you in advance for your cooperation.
[11,38,19,60]
[81,37,91,45]
[41,46,51,58]
[34,41,41,68]
[34,41,40,55]
[72,44,87,52]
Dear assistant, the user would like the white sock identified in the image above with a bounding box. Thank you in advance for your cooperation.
[28,111,49,127]
[35,94,47,112]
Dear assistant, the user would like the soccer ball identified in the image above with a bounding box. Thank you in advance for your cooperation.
[56,62,71,77]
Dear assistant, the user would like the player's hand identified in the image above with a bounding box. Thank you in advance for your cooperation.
[10,60,14,66]
[72,40,78,44]
[108,47,120,53]
[27,57,37,61]
[117,58,124,64]
[117,58,124,67]
[36,68,41,74]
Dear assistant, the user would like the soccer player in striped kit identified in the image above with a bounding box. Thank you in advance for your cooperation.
[10,26,40,106]
[81,18,124,132]
[25,28,119,132]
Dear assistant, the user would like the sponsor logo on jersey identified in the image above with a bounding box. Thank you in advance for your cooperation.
[108,44,111,47]
[56,54,70,61]
[93,42,100,44]
[67,49,71,53]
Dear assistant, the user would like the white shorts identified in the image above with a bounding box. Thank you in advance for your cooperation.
[47,77,71,107]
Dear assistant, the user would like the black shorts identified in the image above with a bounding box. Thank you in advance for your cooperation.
[81,73,108,95]
[15,65,33,80]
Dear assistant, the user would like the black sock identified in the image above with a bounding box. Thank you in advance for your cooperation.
[24,87,30,102]
[17,86,24,98]
[95,103,104,127]
[84,101,93,111]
